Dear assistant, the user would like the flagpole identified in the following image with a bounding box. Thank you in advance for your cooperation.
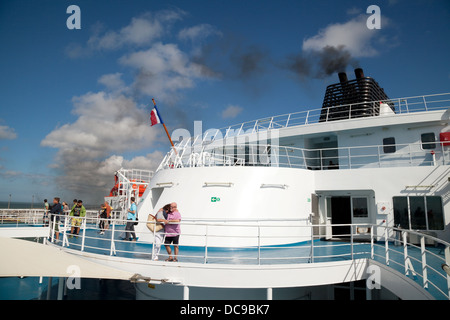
[152,99,178,156]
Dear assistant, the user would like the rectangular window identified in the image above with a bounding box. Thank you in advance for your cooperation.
[393,196,444,230]
[352,197,368,218]
[393,197,409,229]
[421,132,436,150]
[426,196,444,230]
[409,196,426,229]
[383,137,396,153]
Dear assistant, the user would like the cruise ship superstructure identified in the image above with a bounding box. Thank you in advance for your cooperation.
[1,68,449,300]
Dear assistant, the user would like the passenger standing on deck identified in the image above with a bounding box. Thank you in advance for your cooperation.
[49,197,63,241]
[104,201,112,231]
[164,202,181,262]
[124,197,137,241]
[151,203,171,261]
[70,200,86,236]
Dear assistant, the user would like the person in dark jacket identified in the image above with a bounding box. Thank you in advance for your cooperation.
[49,197,63,241]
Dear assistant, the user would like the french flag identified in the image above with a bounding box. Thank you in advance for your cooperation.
[150,106,163,126]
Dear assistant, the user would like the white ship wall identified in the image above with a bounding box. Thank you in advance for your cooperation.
[315,166,450,242]
[136,166,315,247]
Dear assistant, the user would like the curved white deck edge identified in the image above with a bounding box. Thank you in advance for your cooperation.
[368,260,434,300]
[0,237,135,280]
[71,249,369,288]
[23,242,436,299]
[0,226,49,238]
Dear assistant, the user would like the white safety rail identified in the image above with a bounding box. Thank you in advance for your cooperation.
[0,209,46,226]
[0,209,121,228]
[158,141,450,171]
[105,168,154,219]
[45,215,450,300]
[170,93,450,146]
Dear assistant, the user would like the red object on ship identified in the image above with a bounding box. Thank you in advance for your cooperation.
[440,132,450,146]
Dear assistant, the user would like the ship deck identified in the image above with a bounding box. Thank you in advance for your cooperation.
[46,223,449,300]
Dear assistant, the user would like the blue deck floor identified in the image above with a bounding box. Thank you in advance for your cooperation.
[47,225,449,300]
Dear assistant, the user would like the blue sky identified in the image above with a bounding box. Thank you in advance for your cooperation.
[0,0,449,204]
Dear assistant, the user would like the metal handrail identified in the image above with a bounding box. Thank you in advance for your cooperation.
[175,92,450,145]
[158,140,450,171]
[45,215,450,299]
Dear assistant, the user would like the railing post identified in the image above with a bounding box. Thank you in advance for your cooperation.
[403,231,408,275]
[370,227,374,259]
[51,215,56,243]
[286,114,291,127]
[350,225,354,260]
[110,218,116,256]
[62,216,69,247]
[81,217,86,252]
[445,246,450,299]
[204,225,208,264]
[423,96,428,111]
[441,142,446,165]
[348,148,352,169]
[385,227,389,265]
[257,226,261,265]
[377,145,381,168]
[151,220,156,259]
[310,224,314,263]
[420,236,428,289]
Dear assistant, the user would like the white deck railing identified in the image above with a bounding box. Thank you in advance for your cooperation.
[172,92,450,146]
[158,141,450,171]
[36,215,450,300]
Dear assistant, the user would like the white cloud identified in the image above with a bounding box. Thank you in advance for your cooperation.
[221,105,243,119]
[178,24,221,42]
[98,73,126,92]
[0,124,17,140]
[41,91,164,201]
[42,92,157,153]
[87,10,185,51]
[119,42,211,102]
[302,14,383,57]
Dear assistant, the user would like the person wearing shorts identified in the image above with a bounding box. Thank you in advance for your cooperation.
[164,202,181,262]
[70,200,86,236]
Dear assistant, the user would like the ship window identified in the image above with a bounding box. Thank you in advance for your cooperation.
[383,137,396,153]
[426,197,445,230]
[409,196,426,229]
[393,197,409,229]
[352,197,368,218]
[393,196,444,230]
[421,133,436,149]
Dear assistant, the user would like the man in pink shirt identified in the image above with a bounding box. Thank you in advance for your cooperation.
[164,202,181,262]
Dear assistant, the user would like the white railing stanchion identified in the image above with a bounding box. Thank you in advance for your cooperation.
[110,218,116,256]
[62,216,69,247]
[51,215,56,243]
[310,225,314,263]
[204,225,208,264]
[445,246,450,299]
[370,227,374,260]
[81,217,86,252]
[403,231,408,275]
[350,225,354,260]
[385,227,389,265]
[420,236,428,289]
[257,226,261,265]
